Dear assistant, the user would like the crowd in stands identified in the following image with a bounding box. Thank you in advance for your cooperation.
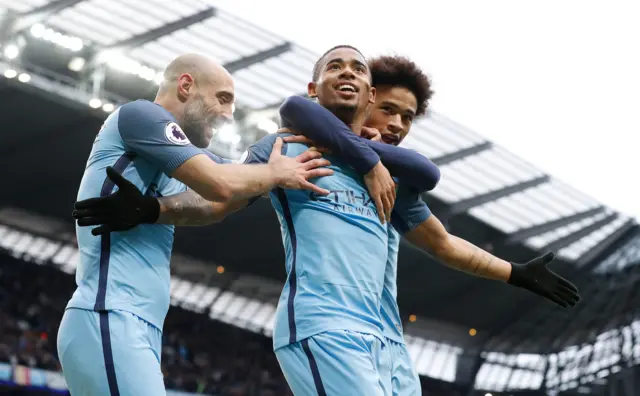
[0,254,291,395]
[1,252,467,396]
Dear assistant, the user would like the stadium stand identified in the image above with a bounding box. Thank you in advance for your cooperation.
[0,1,639,395]
[0,252,292,396]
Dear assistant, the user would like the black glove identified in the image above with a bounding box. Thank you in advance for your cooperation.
[73,167,160,236]
[508,252,580,308]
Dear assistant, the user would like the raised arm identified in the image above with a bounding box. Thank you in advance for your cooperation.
[280,96,380,174]
[73,134,323,234]
[73,168,250,235]
[365,140,440,192]
[392,187,580,308]
[280,96,440,191]
[118,101,332,204]
[154,134,294,227]
[157,189,248,226]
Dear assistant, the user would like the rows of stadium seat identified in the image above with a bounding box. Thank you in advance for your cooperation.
[0,253,292,395]
[0,251,486,396]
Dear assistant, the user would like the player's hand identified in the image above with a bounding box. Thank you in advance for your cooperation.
[72,167,160,236]
[364,161,396,223]
[508,252,580,308]
[268,137,334,195]
[361,126,382,142]
[280,128,331,153]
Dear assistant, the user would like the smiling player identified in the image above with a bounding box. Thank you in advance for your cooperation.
[283,54,580,396]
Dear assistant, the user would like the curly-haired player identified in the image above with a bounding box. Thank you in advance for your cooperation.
[364,55,579,396]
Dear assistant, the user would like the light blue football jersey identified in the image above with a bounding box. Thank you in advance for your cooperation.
[383,188,432,343]
[244,134,430,350]
[381,226,404,343]
[68,99,226,330]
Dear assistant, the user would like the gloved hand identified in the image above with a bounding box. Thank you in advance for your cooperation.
[72,167,160,236]
[508,252,580,307]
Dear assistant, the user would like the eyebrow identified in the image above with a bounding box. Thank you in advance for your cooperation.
[218,90,234,101]
[326,57,368,69]
[381,100,416,116]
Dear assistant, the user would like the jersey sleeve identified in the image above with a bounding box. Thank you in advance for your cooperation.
[202,150,233,164]
[240,133,281,164]
[279,96,380,174]
[117,100,203,176]
[365,141,441,192]
[391,185,432,234]
[236,133,284,206]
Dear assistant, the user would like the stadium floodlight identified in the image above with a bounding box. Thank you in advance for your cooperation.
[89,98,102,109]
[4,44,19,60]
[18,73,30,83]
[485,393,492,396]
[31,24,84,52]
[102,103,115,113]
[3,69,17,79]
[68,57,85,72]
[30,23,45,38]
[66,37,84,52]
[97,50,159,82]
[257,118,279,134]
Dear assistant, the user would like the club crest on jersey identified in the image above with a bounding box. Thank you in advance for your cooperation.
[165,122,190,145]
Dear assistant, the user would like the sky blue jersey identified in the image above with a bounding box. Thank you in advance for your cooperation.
[68,100,225,330]
[243,133,430,350]
[383,189,432,343]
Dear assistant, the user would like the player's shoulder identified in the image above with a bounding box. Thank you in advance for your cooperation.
[118,100,175,124]
[117,100,186,144]
[250,132,287,148]
[242,132,294,164]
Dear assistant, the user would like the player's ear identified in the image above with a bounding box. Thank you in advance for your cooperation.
[368,86,376,105]
[177,73,195,102]
[307,82,318,98]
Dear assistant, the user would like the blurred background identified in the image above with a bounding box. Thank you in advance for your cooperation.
[0,0,638,395]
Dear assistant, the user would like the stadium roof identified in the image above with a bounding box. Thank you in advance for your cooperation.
[1,0,636,265]
[1,1,639,393]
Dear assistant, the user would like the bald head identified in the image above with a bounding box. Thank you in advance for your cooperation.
[155,53,235,148]
[159,53,232,94]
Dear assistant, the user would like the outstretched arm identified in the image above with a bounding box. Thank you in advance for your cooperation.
[404,215,579,307]
[118,101,331,204]
[391,188,580,308]
[280,95,440,191]
[404,215,513,281]
[73,135,333,234]
[73,168,258,234]
[157,189,249,226]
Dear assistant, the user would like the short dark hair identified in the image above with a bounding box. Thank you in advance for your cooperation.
[312,45,365,82]
[368,55,433,116]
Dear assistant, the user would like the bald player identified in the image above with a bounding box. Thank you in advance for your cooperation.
[57,54,334,396]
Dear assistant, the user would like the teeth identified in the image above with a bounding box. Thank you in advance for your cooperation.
[338,84,355,92]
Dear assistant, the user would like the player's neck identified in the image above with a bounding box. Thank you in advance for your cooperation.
[331,107,364,136]
[154,96,184,125]
[348,123,364,136]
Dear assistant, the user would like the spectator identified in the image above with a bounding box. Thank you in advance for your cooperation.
[0,255,292,396]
